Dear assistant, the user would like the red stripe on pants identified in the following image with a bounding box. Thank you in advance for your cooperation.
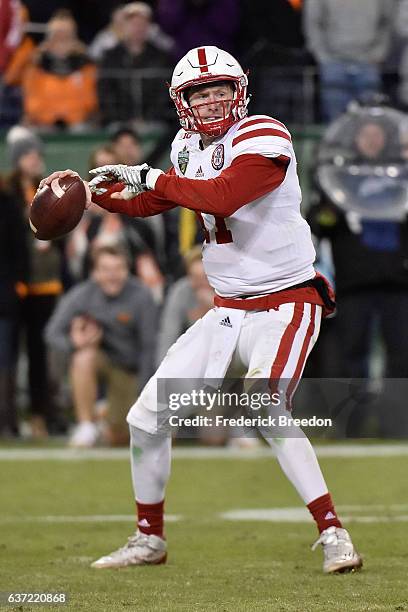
[269,303,304,393]
[285,304,317,407]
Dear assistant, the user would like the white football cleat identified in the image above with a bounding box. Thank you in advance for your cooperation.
[91,530,167,569]
[68,421,99,448]
[312,526,363,574]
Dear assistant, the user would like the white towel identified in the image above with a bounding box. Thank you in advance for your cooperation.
[203,307,245,386]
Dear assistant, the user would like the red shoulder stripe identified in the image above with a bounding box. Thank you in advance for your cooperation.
[238,117,288,131]
[232,128,291,147]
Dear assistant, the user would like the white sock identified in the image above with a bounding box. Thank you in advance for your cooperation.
[130,425,171,504]
[264,434,328,504]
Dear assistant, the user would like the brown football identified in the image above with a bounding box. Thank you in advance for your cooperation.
[29,175,86,240]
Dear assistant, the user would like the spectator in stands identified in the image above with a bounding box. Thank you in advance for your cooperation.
[3,2,35,93]
[157,0,240,60]
[88,144,118,172]
[304,0,393,122]
[89,2,173,59]
[308,105,408,435]
[0,0,25,127]
[239,0,309,123]
[109,127,166,300]
[88,5,127,62]
[22,9,97,131]
[66,144,121,281]
[395,0,408,107]
[0,178,29,436]
[157,246,214,363]
[45,245,158,447]
[0,0,23,73]
[110,126,143,165]
[4,127,64,437]
[98,2,172,126]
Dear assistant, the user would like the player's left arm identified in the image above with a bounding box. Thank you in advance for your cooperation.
[91,181,178,217]
[153,153,289,217]
[89,150,289,217]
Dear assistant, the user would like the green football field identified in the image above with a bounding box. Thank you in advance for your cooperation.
[1,444,408,612]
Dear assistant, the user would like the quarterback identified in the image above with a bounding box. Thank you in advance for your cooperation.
[42,46,362,573]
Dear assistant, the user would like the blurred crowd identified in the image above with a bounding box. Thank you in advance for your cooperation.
[1,0,407,129]
[1,0,408,443]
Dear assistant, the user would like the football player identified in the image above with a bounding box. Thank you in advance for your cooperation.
[42,46,362,573]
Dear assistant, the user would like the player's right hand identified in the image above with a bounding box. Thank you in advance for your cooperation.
[38,169,93,208]
[38,169,80,190]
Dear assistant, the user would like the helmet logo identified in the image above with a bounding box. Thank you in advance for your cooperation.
[211,144,225,170]
[178,145,190,175]
[197,47,209,73]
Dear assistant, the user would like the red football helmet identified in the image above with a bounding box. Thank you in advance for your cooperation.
[169,46,249,137]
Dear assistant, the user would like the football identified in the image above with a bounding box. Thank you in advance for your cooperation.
[29,175,86,240]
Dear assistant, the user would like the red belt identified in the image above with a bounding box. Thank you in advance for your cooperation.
[214,286,322,308]
[214,285,335,316]
[214,274,336,317]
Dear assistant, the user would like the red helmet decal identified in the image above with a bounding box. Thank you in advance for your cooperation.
[197,48,209,73]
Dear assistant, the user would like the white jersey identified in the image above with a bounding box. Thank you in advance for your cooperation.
[170,115,316,297]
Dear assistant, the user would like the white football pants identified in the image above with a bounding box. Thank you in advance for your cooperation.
[129,303,329,506]
[128,302,321,431]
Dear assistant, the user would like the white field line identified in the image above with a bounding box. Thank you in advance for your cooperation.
[1,507,408,524]
[220,508,408,524]
[339,503,408,512]
[0,514,181,524]
[0,444,407,461]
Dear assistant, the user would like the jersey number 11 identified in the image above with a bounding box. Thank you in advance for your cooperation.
[198,213,233,244]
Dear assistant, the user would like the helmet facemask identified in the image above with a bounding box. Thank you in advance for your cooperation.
[177,79,246,137]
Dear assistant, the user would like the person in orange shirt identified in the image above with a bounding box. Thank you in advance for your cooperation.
[22,9,97,131]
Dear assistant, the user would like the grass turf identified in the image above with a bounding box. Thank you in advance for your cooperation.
[0,450,408,611]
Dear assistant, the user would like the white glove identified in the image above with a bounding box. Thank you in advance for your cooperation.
[87,172,143,201]
[89,163,164,196]
[88,173,114,196]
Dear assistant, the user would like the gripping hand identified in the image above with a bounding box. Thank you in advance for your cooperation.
[89,164,163,198]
